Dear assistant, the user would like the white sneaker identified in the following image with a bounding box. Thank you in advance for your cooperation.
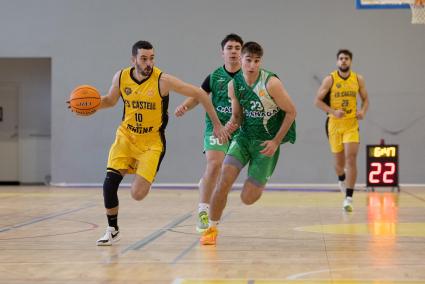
[343,197,353,212]
[338,181,346,194]
[96,226,120,246]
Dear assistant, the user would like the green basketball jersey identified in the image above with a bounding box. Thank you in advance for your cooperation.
[205,66,240,135]
[232,69,296,143]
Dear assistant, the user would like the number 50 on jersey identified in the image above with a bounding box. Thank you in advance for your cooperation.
[366,145,399,187]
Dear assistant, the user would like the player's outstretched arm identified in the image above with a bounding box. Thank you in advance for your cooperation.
[174,97,200,117]
[161,73,230,142]
[99,70,122,110]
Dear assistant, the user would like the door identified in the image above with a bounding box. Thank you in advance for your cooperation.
[0,83,19,183]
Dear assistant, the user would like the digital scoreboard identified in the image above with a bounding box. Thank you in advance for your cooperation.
[366,145,399,189]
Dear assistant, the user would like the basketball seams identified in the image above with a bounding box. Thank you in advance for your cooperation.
[69,84,101,115]
[71,103,101,111]
[70,99,100,110]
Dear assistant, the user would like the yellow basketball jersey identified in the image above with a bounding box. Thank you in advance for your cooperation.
[329,70,359,119]
[119,66,168,135]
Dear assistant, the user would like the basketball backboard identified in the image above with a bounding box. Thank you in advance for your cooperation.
[356,0,410,9]
[357,0,425,24]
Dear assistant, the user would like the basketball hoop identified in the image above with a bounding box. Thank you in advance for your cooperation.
[410,0,425,24]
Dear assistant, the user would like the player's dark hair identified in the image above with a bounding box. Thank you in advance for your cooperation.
[221,33,243,50]
[132,41,153,56]
[337,49,353,60]
[241,41,263,57]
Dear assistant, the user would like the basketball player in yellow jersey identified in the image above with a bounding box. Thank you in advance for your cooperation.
[90,40,229,245]
[314,49,369,212]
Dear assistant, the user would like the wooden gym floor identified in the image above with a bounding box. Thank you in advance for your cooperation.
[0,185,424,283]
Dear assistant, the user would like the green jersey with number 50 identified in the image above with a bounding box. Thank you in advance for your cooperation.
[232,69,296,143]
[204,66,240,136]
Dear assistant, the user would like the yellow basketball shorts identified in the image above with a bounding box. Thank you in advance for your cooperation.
[107,126,165,183]
[327,117,359,153]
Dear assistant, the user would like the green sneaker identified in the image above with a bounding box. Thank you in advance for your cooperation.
[196,211,209,233]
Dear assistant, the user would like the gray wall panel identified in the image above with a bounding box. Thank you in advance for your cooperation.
[1,0,423,184]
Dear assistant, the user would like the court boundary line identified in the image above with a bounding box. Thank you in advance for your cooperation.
[0,203,96,233]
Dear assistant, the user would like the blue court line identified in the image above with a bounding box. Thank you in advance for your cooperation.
[0,203,96,233]
[171,211,233,265]
[121,212,193,254]
[171,237,199,265]
[355,0,410,9]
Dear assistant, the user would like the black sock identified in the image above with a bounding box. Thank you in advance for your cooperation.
[107,214,118,231]
[346,188,354,197]
[338,173,346,181]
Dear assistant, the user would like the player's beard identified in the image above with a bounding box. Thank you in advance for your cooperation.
[136,65,153,77]
[338,66,350,73]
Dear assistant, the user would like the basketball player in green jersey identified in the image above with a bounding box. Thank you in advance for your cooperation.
[71,40,229,246]
[314,49,369,212]
[175,34,243,232]
[200,41,297,245]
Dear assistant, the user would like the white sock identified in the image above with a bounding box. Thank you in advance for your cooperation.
[198,203,209,213]
[209,220,219,227]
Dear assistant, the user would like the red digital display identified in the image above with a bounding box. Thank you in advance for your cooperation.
[366,145,399,187]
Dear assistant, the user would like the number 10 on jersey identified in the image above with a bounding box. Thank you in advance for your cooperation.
[366,144,399,188]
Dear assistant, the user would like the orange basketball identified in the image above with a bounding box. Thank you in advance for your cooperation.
[69,85,101,116]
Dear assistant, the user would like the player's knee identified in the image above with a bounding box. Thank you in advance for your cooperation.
[346,154,357,167]
[240,190,251,204]
[241,191,262,205]
[131,190,146,201]
[241,178,263,205]
[207,159,222,174]
[131,185,150,201]
[103,170,123,209]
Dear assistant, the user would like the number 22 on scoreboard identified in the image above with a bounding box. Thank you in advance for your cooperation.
[368,162,396,184]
